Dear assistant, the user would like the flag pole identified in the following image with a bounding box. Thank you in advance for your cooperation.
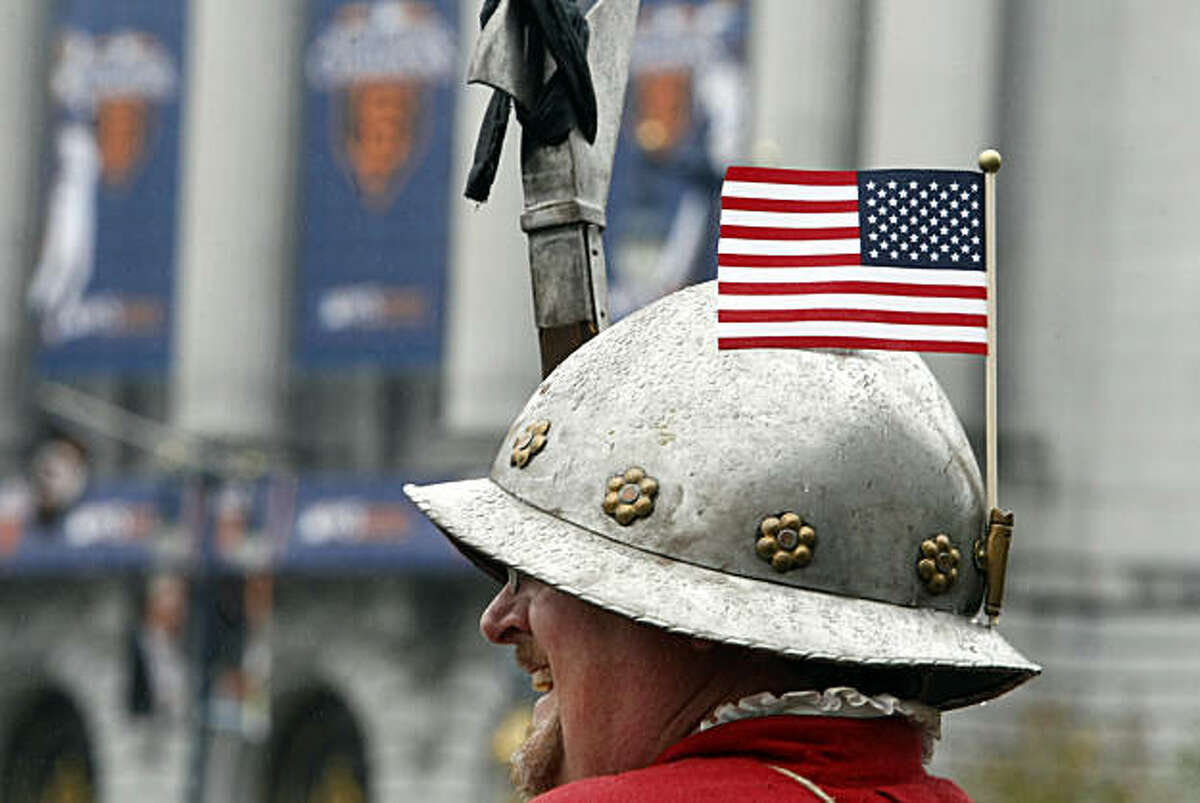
[979,149,1001,514]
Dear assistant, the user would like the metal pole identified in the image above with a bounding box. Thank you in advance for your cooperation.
[185,472,217,803]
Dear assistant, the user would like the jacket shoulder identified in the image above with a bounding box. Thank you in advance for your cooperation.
[532,757,973,803]
[531,757,830,802]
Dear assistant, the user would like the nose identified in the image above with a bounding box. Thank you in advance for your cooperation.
[480,580,529,644]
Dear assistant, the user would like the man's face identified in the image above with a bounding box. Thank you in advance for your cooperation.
[480,572,692,797]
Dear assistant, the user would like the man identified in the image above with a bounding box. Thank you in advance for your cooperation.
[406,282,1038,800]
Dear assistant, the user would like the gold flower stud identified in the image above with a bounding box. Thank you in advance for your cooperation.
[510,420,550,468]
[602,467,658,525]
[917,534,961,594]
[756,512,817,573]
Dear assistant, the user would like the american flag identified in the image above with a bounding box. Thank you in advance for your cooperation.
[717,166,988,354]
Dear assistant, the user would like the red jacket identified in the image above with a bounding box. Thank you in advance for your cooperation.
[532,715,971,802]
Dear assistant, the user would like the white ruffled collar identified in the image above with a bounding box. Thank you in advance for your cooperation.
[696,686,942,763]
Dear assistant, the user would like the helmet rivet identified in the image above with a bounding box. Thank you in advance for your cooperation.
[755,535,778,558]
[756,512,816,572]
[777,528,799,550]
[918,534,960,594]
[603,467,658,525]
[771,551,796,572]
[510,420,551,468]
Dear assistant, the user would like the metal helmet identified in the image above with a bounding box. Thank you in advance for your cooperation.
[405,281,1038,709]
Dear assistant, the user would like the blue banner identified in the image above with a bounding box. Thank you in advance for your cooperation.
[285,476,464,572]
[0,473,466,575]
[605,0,750,319]
[0,478,176,574]
[30,0,185,376]
[296,0,459,370]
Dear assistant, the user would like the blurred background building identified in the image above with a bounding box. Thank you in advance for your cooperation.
[0,0,1197,801]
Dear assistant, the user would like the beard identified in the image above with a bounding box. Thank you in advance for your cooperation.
[510,690,563,800]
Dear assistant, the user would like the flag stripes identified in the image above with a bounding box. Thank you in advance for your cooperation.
[718,336,988,355]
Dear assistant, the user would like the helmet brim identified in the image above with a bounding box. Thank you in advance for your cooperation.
[404,477,1039,709]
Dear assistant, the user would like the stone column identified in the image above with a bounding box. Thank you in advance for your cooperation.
[749,0,867,167]
[171,2,306,445]
[0,0,49,470]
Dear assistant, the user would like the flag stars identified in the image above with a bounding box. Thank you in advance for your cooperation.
[855,171,983,268]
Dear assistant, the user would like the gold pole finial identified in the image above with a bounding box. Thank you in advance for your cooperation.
[978,148,1002,174]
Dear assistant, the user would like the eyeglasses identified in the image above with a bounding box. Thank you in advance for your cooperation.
[506,566,521,594]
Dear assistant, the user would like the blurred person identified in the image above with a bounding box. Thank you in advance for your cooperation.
[406,282,1038,801]
[29,433,90,527]
[129,573,189,723]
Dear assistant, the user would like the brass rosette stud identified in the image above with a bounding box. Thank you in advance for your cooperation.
[602,467,658,525]
[755,512,817,573]
[917,533,961,594]
[510,420,551,468]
